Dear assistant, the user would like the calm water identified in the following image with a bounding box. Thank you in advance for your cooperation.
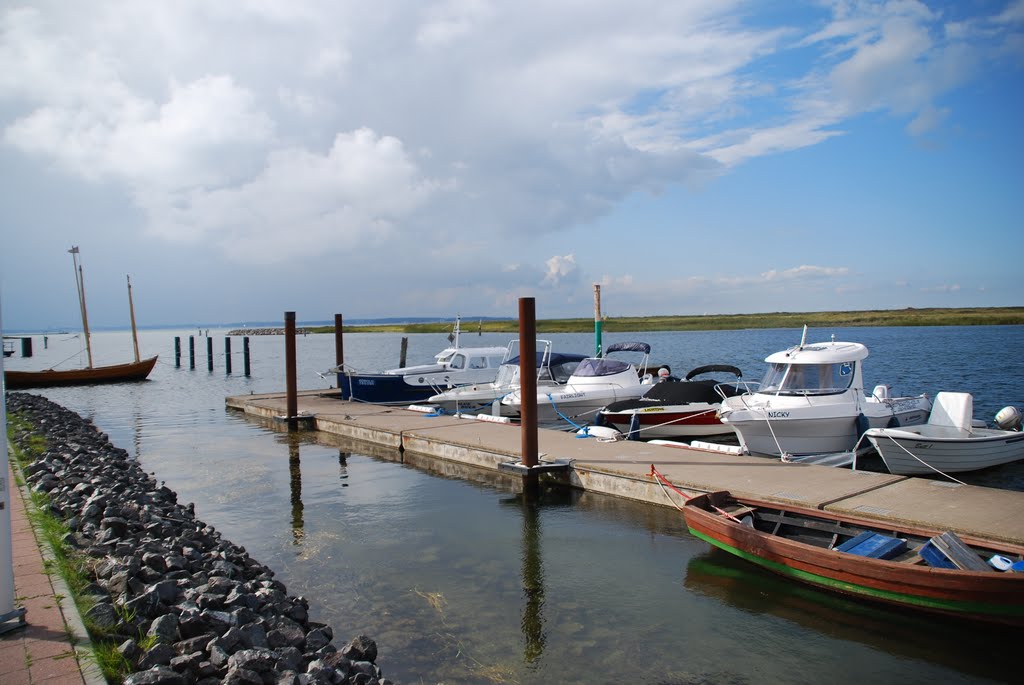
[4,325,1023,684]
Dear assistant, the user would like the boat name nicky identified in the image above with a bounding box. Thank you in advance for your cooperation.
[767,411,791,418]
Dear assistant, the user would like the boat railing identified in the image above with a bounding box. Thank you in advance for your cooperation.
[716,380,760,402]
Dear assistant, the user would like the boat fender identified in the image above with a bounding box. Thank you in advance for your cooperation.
[855,413,870,436]
[577,425,622,440]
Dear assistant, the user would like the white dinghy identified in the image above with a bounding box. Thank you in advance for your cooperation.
[864,392,1024,476]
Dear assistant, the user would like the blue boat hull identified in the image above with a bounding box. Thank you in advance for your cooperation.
[338,373,437,405]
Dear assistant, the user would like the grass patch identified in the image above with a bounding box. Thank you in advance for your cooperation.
[305,306,1024,335]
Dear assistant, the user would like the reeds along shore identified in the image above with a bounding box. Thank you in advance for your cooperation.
[306,307,1024,335]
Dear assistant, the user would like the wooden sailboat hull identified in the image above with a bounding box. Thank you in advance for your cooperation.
[4,356,158,389]
[682,491,1024,625]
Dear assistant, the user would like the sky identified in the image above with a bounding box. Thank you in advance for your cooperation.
[0,0,1022,331]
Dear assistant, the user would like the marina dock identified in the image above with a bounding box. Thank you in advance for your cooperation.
[226,390,1024,546]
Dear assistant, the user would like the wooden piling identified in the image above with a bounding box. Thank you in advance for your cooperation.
[334,314,344,370]
[243,337,251,376]
[189,336,195,369]
[285,311,298,429]
[206,336,213,371]
[519,297,539,494]
[174,337,181,368]
[399,337,408,368]
[225,337,232,374]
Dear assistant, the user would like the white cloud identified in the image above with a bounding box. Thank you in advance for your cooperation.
[542,254,577,287]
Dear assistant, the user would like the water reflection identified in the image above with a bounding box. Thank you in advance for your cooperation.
[684,549,1018,682]
[287,433,304,545]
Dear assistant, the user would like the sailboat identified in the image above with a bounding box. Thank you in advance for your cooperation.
[3,247,158,389]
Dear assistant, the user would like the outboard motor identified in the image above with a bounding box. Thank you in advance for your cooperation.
[994,406,1023,432]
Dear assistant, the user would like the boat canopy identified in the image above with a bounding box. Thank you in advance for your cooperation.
[505,352,588,367]
[605,342,651,355]
[685,364,742,381]
[573,357,632,378]
[766,341,868,364]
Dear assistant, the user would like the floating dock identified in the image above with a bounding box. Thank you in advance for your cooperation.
[226,390,1024,546]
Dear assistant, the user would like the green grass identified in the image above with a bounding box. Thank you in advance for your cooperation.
[6,410,141,683]
[306,306,1024,335]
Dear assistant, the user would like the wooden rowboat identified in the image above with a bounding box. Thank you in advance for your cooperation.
[4,355,158,389]
[682,490,1024,625]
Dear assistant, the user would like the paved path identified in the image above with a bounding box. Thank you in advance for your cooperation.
[1,461,103,685]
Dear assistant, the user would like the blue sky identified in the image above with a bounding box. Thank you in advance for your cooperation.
[1,0,1021,330]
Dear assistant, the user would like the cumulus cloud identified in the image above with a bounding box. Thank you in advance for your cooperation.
[542,254,578,287]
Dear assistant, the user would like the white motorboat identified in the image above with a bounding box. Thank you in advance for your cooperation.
[597,364,747,439]
[426,341,587,415]
[864,392,1024,476]
[502,342,655,428]
[717,328,931,460]
[331,318,509,405]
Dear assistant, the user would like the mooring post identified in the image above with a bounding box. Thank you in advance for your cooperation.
[285,311,298,430]
[206,336,213,371]
[519,297,539,495]
[243,336,251,376]
[334,314,344,370]
[174,337,181,368]
[399,337,408,368]
[225,337,232,374]
[20,337,31,358]
[189,336,195,369]
[593,283,602,357]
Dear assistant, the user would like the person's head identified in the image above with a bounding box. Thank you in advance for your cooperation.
[658,366,671,379]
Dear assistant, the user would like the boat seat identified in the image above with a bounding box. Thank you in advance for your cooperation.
[928,392,973,431]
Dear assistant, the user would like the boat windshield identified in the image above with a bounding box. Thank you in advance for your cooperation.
[573,358,631,378]
[759,361,855,396]
[549,359,582,383]
[493,363,520,387]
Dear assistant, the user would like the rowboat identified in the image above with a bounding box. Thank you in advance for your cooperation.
[2,247,158,389]
[680,489,1024,625]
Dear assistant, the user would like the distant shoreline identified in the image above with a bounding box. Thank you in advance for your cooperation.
[292,306,1024,336]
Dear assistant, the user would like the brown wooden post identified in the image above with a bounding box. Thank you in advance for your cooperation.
[519,297,538,493]
[285,311,298,429]
[399,337,409,368]
[334,314,344,369]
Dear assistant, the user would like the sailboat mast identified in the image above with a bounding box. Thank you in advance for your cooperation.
[127,275,141,363]
[68,246,94,368]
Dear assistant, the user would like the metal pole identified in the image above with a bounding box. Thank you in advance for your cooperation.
[285,311,298,429]
[225,337,232,374]
[1,299,29,634]
[243,336,251,376]
[519,297,539,493]
[594,283,603,357]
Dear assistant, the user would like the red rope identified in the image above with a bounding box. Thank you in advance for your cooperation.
[649,464,742,522]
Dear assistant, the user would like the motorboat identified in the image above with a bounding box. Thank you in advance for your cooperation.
[331,318,509,405]
[426,341,587,416]
[501,341,655,428]
[717,327,931,462]
[863,392,1024,476]
[597,364,747,440]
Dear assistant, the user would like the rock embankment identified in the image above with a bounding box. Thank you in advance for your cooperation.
[6,392,394,685]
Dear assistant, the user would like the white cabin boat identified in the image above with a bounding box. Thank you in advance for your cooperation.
[426,341,587,415]
[864,392,1024,475]
[502,342,655,427]
[717,330,931,460]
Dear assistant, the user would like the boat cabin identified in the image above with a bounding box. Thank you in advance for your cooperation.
[757,342,867,397]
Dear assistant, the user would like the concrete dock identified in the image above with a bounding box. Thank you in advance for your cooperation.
[226,390,1024,546]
